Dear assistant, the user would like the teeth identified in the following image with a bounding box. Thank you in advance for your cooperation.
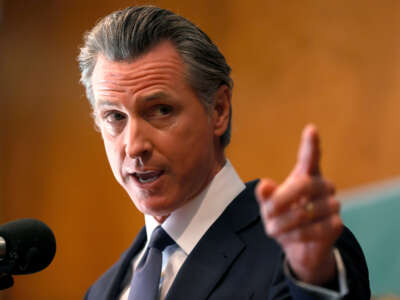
[137,176,158,183]
[134,171,162,184]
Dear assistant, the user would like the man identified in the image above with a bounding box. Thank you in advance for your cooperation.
[78,6,370,300]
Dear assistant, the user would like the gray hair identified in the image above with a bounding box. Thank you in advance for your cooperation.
[78,5,233,147]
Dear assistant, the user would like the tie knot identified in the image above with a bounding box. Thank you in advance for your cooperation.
[148,226,174,251]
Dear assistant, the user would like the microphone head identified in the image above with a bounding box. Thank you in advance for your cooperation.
[0,218,56,275]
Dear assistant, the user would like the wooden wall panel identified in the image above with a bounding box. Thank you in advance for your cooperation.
[1,0,399,298]
[226,1,400,187]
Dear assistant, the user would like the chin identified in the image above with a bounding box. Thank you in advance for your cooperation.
[134,197,179,217]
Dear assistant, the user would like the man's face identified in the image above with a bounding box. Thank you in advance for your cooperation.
[91,41,229,221]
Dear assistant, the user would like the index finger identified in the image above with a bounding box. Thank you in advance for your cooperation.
[291,124,321,177]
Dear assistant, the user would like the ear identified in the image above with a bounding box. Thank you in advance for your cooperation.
[212,85,231,137]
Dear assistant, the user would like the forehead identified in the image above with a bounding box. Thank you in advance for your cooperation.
[91,41,188,102]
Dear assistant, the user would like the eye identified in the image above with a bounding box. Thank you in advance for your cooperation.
[104,111,126,123]
[155,104,173,116]
[98,110,127,136]
[146,104,174,119]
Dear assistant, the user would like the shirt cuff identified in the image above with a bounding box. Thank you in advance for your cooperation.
[283,248,349,300]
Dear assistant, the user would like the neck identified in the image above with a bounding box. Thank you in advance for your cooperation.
[153,215,169,224]
[152,154,227,224]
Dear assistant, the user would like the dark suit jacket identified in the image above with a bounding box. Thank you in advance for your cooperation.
[84,180,370,300]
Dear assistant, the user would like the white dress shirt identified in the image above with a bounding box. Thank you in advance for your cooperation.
[119,160,245,300]
[119,160,348,300]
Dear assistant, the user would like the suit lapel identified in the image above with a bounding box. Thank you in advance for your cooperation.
[100,227,147,300]
[165,181,260,300]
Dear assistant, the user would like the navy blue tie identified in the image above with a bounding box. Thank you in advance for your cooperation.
[128,226,175,300]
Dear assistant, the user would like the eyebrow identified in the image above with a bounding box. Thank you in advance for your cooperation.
[96,100,122,108]
[95,92,172,108]
[138,91,171,102]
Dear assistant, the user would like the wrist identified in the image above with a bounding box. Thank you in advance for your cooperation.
[288,251,337,285]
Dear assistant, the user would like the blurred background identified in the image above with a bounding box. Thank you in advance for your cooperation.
[1,0,400,299]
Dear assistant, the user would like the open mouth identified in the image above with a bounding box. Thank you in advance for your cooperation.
[132,170,164,184]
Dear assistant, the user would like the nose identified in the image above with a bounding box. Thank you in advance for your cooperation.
[124,118,152,160]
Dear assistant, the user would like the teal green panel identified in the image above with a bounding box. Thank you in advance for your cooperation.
[342,187,400,296]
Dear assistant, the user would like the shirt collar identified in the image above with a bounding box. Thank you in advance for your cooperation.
[145,160,245,255]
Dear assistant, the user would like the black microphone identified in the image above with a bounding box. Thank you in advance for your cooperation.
[0,218,56,289]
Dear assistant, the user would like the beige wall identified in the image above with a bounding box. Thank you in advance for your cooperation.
[1,0,399,298]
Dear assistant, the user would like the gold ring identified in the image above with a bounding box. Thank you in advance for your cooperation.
[304,202,315,220]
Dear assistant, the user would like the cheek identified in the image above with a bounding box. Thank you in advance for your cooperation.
[163,120,214,168]
[162,124,204,154]
[102,136,123,178]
